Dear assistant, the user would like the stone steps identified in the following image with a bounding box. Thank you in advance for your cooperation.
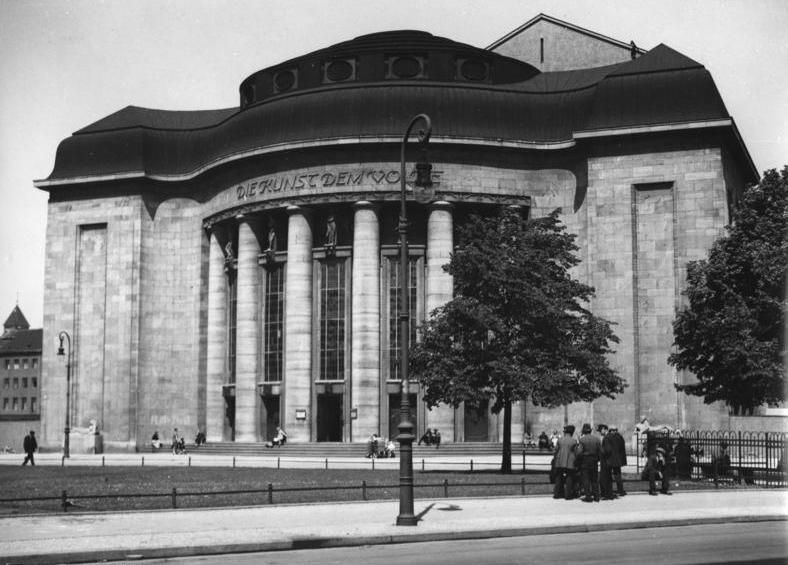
[193,441,543,458]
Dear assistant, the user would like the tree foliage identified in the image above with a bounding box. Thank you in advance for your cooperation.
[669,167,788,414]
[410,208,624,472]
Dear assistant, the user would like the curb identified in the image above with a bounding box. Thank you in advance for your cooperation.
[6,514,786,565]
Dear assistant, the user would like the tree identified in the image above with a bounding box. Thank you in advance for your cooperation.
[410,208,625,473]
[669,167,788,414]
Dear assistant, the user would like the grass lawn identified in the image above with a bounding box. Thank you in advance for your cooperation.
[0,466,719,515]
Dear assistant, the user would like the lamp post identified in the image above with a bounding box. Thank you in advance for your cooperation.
[57,331,72,458]
[397,113,433,526]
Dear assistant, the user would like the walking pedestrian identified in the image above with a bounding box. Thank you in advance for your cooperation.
[22,430,37,466]
[606,426,628,496]
[552,425,578,500]
[576,423,601,502]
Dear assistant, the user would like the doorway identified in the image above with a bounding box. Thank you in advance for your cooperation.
[260,395,280,443]
[389,393,417,440]
[464,399,489,442]
[223,395,235,442]
[316,393,343,441]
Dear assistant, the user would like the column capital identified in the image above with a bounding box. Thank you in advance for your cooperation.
[353,200,377,211]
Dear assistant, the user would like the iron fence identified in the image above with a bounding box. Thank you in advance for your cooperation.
[638,430,788,488]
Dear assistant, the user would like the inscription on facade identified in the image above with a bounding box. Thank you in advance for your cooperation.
[236,168,443,201]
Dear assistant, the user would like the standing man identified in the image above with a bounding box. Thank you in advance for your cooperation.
[22,430,37,466]
[606,426,628,496]
[576,423,602,502]
[598,424,614,500]
[552,425,578,500]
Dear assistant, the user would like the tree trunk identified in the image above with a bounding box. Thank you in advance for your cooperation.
[501,398,512,474]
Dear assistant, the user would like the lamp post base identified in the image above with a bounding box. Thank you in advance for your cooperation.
[396,422,417,526]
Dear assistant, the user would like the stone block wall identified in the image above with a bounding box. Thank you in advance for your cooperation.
[40,195,142,451]
[137,199,204,446]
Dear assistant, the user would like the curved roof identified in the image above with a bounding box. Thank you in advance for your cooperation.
[38,33,755,186]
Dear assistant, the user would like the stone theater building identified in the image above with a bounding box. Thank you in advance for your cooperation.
[36,15,757,451]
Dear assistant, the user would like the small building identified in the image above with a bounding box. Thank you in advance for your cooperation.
[35,15,757,451]
[0,306,42,451]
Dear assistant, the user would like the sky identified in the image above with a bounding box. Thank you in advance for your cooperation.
[0,0,786,328]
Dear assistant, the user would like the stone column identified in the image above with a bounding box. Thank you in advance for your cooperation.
[425,201,455,441]
[351,201,380,441]
[235,217,261,442]
[205,228,227,442]
[284,206,312,442]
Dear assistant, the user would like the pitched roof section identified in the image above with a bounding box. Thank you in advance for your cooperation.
[78,106,237,135]
[608,43,702,76]
[487,13,645,54]
[3,306,30,332]
[0,329,42,355]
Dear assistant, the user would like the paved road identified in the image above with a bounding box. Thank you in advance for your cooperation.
[109,522,788,565]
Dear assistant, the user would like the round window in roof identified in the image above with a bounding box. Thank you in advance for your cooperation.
[460,59,488,81]
[392,56,422,78]
[326,59,354,82]
[274,70,296,92]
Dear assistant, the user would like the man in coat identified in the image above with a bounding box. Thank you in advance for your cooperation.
[597,424,614,499]
[605,426,628,496]
[646,446,672,495]
[576,423,602,502]
[22,430,37,466]
[552,425,578,500]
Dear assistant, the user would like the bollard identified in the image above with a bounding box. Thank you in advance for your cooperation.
[372,457,375,471]
[443,479,449,498]
[522,450,525,471]
[422,458,425,471]
[470,459,474,472]
[233,456,236,469]
[171,487,177,509]
[188,456,192,467]
[362,480,367,501]
[521,477,525,495]
[62,490,68,512]
[102,455,105,467]
[61,456,65,467]
[267,483,273,504]
[142,456,145,467]
[277,457,280,470]
[325,457,328,470]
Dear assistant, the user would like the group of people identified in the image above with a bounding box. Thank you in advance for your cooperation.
[149,428,206,454]
[552,423,645,502]
[417,428,441,448]
[366,433,396,458]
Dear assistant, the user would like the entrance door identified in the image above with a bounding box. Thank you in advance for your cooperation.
[317,393,343,441]
[389,393,417,440]
[260,395,280,443]
[464,399,489,442]
[223,396,235,442]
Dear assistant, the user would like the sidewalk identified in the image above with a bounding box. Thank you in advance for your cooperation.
[1,489,786,564]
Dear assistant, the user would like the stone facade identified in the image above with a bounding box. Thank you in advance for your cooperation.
[35,19,758,450]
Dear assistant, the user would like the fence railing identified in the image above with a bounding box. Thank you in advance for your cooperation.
[637,430,788,488]
[0,477,535,513]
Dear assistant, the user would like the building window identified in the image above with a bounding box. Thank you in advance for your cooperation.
[227,270,237,384]
[13,359,19,370]
[263,264,285,382]
[21,398,26,411]
[2,378,8,389]
[22,358,28,370]
[12,398,18,411]
[4,359,9,370]
[317,258,348,381]
[31,397,37,413]
[32,358,38,369]
[32,377,37,388]
[22,378,27,388]
[13,378,18,389]
[383,252,424,382]
[2,398,8,411]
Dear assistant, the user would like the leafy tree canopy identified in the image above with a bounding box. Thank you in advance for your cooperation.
[410,208,624,470]
[669,167,788,414]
